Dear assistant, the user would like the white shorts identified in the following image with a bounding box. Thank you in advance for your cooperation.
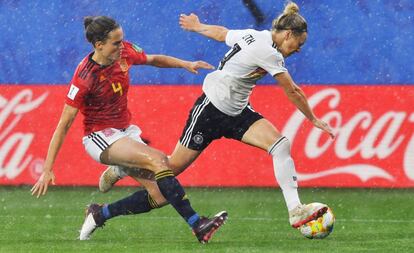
[82,125,145,163]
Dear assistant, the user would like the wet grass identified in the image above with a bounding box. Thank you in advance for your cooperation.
[0,187,413,253]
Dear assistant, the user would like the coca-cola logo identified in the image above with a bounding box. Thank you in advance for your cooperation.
[0,89,48,179]
[283,88,414,182]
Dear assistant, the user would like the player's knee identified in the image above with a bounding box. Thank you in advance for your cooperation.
[167,158,186,175]
[268,136,291,158]
[145,153,169,173]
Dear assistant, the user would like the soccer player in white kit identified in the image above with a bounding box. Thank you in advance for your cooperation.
[99,2,335,229]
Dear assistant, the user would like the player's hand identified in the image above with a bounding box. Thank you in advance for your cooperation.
[31,169,56,198]
[185,60,214,74]
[179,13,202,32]
[311,118,335,139]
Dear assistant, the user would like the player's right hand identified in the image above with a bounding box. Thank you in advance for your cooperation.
[179,13,201,32]
[185,60,214,74]
[311,118,335,139]
[31,169,56,198]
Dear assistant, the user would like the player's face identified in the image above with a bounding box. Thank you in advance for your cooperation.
[280,31,307,58]
[100,27,124,62]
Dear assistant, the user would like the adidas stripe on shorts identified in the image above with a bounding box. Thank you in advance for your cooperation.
[82,125,145,162]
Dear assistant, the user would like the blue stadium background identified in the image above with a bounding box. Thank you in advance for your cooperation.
[0,0,413,85]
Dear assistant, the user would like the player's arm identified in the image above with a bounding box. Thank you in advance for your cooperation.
[31,104,79,198]
[145,54,214,74]
[274,72,335,139]
[179,13,228,42]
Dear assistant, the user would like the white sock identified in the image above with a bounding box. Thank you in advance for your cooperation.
[268,136,301,211]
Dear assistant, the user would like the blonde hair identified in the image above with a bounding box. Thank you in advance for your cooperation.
[283,1,300,15]
[272,1,307,35]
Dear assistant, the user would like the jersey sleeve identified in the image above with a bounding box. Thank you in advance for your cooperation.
[124,41,147,65]
[65,70,90,109]
[256,50,287,76]
[225,29,251,47]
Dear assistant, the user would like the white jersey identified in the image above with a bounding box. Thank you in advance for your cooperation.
[203,29,287,116]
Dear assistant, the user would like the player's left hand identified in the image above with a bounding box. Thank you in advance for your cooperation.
[312,118,335,139]
[185,60,214,74]
[31,170,56,198]
[179,13,201,32]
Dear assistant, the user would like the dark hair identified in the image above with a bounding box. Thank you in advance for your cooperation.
[272,2,307,36]
[83,16,120,46]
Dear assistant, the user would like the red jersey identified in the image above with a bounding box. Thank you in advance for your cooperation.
[65,41,147,135]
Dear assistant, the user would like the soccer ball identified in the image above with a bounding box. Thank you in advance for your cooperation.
[299,203,335,239]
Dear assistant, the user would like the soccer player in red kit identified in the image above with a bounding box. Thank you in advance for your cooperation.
[31,16,227,243]
[65,40,143,135]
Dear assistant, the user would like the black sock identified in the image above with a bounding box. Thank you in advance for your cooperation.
[155,170,199,226]
[102,190,158,219]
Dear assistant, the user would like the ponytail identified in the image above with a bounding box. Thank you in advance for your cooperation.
[272,1,307,36]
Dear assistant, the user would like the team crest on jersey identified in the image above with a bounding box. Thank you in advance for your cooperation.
[102,128,115,137]
[193,134,204,145]
[132,43,142,53]
[119,59,129,72]
[99,75,106,82]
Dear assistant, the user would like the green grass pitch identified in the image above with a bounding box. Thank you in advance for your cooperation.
[1,187,413,253]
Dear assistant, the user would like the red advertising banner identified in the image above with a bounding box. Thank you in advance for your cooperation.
[0,85,413,187]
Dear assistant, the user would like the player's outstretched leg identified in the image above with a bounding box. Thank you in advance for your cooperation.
[268,136,328,228]
[99,166,127,193]
[79,189,158,240]
[79,204,106,240]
